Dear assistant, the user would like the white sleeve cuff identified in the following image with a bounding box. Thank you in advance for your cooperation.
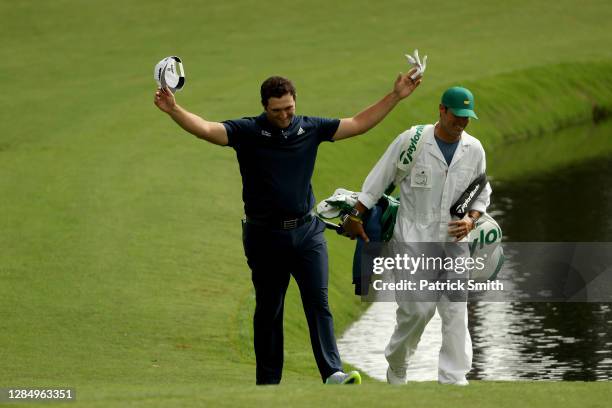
[358,192,378,210]
[470,201,487,214]
[470,182,492,214]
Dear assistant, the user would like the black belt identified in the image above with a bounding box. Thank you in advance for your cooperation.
[245,212,314,230]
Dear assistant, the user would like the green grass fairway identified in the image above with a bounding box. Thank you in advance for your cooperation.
[1,0,612,406]
[40,381,612,408]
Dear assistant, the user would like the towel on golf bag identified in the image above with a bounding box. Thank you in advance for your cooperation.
[315,190,397,295]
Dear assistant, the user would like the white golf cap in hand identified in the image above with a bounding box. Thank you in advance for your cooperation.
[405,49,427,80]
[154,56,185,93]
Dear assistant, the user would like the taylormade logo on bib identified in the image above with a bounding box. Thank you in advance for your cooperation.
[399,125,425,166]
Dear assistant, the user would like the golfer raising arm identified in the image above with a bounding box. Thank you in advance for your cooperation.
[154,66,422,385]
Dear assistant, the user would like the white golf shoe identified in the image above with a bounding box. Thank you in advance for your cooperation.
[386,366,407,385]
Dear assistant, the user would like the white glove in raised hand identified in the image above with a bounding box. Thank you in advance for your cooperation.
[405,49,427,80]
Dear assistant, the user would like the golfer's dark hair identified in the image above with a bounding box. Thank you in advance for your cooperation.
[260,76,296,107]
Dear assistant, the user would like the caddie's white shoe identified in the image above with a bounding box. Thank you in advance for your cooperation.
[386,366,407,385]
[439,378,469,386]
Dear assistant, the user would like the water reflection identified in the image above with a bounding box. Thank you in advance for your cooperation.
[470,157,612,381]
[492,158,612,242]
[469,302,612,381]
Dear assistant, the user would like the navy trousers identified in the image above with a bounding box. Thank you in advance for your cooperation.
[242,217,343,384]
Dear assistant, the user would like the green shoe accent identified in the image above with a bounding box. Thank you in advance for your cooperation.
[325,370,362,385]
[343,371,362,384]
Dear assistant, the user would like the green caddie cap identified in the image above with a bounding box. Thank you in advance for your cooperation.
[441,86,478,119]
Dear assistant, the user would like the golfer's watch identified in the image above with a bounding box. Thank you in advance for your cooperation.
[467,214,479,230]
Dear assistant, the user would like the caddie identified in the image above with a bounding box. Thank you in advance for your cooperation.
[343,86,492,385]
[154,56,425,385]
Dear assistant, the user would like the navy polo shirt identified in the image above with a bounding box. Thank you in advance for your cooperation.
[223,113,340,219]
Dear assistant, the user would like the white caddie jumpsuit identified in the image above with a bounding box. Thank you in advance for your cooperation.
[358,124,491,384]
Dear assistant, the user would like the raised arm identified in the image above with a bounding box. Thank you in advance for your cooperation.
[332,68,422,141]
[154,87,228,146]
